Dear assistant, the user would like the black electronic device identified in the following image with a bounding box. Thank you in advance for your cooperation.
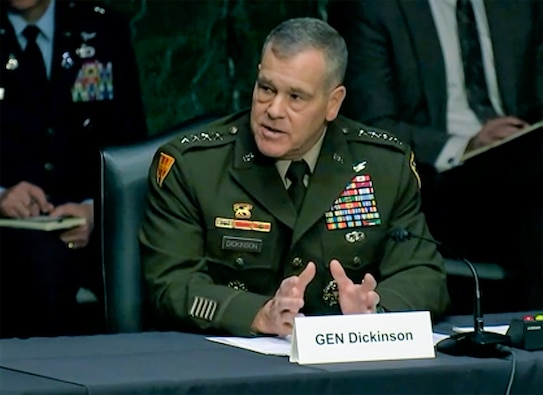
[507,316,543,351]
[389,228,511,357]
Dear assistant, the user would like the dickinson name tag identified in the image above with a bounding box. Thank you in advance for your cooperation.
[290,311,435,364]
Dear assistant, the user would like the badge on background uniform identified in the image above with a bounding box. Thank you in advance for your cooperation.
[156,153,175,187]
[71,60,113,102]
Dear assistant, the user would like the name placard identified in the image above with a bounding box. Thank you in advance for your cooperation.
[289,311,435,364]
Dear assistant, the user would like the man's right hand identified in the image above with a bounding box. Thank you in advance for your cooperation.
[251,262,316,337]
[467,116,529,151]
[0,182,53,218]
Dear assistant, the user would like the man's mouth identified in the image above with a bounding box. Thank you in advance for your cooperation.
[262,124,283,134]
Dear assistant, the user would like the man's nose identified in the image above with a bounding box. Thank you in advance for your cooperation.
[266,94,286,119]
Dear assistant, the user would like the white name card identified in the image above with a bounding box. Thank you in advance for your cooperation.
[289,311,435,364]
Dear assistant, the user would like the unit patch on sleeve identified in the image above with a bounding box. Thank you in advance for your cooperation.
[156,152,175,187]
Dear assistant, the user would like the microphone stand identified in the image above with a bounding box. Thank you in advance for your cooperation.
[435,256,510,357]
[390,229,511,357]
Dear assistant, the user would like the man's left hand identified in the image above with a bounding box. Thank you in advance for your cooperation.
[329,259,380,314]
[49,202,94,249]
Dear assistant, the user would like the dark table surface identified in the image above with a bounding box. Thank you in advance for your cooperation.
[1,312,541,395]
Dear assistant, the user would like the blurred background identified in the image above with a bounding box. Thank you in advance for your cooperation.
[104,0,328,135]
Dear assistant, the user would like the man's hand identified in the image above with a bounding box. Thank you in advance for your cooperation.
[329,259,380,314]
[0,181,53,218]
[467,116,529,151]
[49,202,94,249]
[251,262,316,337]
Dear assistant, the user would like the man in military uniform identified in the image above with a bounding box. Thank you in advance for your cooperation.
[140,17,449,337]
[0,0,147,337]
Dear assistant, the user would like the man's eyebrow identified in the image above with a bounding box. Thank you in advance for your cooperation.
[257,76,273,85]
[257,75,311,96]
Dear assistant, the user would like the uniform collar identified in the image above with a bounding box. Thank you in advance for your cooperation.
[275,126,327,188]
[7,0,55,42]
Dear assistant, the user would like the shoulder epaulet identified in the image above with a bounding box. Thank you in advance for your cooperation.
[338,117,406,153]
[169,110,249,153]
[67,1,107,15]
[170,123,239,153]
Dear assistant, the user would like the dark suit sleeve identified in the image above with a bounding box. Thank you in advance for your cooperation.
[376,149,449,319]
[328,0,447,165]
[139,144,269,336]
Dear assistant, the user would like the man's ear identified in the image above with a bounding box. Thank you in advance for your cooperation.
[326,85,347,122]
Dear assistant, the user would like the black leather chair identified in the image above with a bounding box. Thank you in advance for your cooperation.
[99,114,221,333]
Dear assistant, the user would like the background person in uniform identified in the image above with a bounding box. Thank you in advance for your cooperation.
[140,17,449,337]
[327,0,543,311]
[0,0,147,337]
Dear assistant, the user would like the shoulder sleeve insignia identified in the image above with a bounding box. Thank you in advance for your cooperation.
[157,152,175,187]
[409,151,421,189]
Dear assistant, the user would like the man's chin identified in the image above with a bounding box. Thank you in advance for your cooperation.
[255,141,286,159]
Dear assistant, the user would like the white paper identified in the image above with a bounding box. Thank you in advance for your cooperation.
[452,325,509,335]
[207,332,451,357]
[206,335,291,356]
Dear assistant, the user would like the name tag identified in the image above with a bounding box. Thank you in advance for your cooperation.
[221,236,262,253]
[290,311,435,364]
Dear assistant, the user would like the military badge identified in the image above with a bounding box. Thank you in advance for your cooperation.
[345,231,365,243]
[71,61,114,102]
[325,174,381,230]
[156,152,175,187]
[353,161,367,172]
[228,280,248,291]
[76,43,96,59]
[233,203,253,219]
[409,152,421,189]
[81,31,97,41]
[322,280,339,306]
[214,217,272,232]
[5,54,18,71]
[61,52,74,69]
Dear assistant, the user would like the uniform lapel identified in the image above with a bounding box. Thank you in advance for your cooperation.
[49,2,79,103]
[229,123,296,229]
[292,122,355,245]
[0,13,22,79]
[484,1,518,115]
[399,1,447,127]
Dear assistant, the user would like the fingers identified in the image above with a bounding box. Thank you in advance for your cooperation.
[360,273,377,293]
[0,182,52,218]
[27,188,53,214]
[297,261,316,290]
[496,116,528,128]
[330,259,352,289]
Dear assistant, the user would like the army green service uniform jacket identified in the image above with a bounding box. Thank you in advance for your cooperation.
[140,110,449,336]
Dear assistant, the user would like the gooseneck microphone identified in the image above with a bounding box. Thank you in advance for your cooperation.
[389,228,510,357]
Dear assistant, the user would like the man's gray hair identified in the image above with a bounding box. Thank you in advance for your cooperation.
[261,17,348,89]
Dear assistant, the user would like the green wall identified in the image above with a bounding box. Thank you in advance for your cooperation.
[104,0,328,135]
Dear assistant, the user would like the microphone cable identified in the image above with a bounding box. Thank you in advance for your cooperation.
[495,344,516,395]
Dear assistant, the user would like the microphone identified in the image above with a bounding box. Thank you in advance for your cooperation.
[389,228,511,357]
